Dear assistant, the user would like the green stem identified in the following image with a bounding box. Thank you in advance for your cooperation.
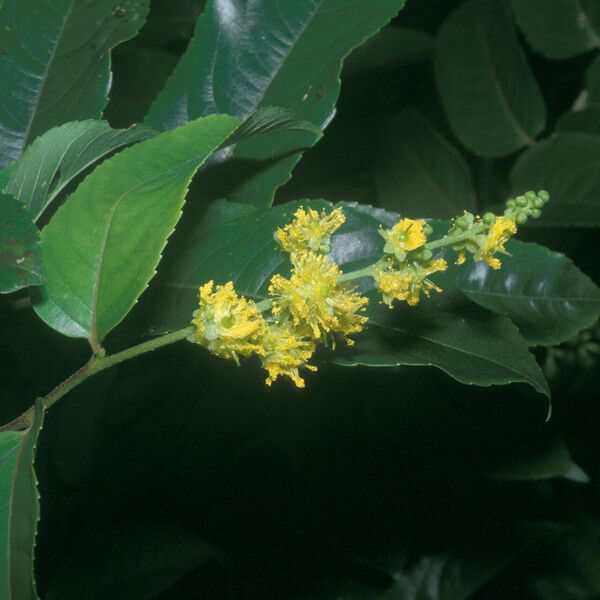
[425,225,485,251]
[0,326,194,432]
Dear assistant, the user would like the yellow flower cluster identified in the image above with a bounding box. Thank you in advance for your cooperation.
[192,205,367,388]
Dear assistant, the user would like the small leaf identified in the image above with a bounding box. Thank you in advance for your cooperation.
[374,110,476,219]
[45,523,219,600]
[0,0,150,167]
[437,239,600,346]
[512,0,600,59]
[510,133,600,226]
[145,0,407,207]
[2,121,155,222]
[0,399,45,600]
[0,194,42,293]
[434,0,546,158]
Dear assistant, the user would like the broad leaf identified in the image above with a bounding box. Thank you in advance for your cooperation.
[45,523,218,600]
[434,0,546,158]
[512,0,600,59]
[145,0,406,206]
[33,109,316,346]
[2,121,155,222]
[155,200,548,395]
[336,294,549,397]
[556,107,600,137]
[511,133,600,226]
[0,0,150,167]
[0,194,42,293]
[437,239,600,346]
[0,399,45,600]
[33,114,243,347]
[374,110,476,219]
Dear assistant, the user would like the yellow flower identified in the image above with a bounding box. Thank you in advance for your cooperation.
[374,259,448,307]
[455,251,466,266]
[475,217,517,270]
[276,206,345,255]
[380,218,427,261]
[268,251,368,343]
[258,323,317,388]
[192,281,266,363]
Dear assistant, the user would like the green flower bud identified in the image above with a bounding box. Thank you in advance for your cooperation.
[515,196,527,207]
[423,223,434,237]
[455,216,469,230]
[320,243,332,254]
[516,212,528,225]
[531,208,541,219]
[482,212,495,225]
[538,190,550,202]
[525,191,536,201]
[506,199,516,208]
[421,248,433,261]
[533,197,544,209]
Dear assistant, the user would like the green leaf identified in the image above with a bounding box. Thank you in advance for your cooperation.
[33,114,243,346]
[145,0,406,206]
[434,0,546,158]
[336,294,549,397]
[374,110,476,219]
[0,0,150,168]
[32,109,315,345]
[0,399,45,600]
[155,200,548,395]
[488,436,588,483]
[510,133,600,226]
[0,194,42,293]
[437,239,600,346]
[585,53,600,105]
[342,25,435,78]
[2,121,155,222]
[45,523,219,600]
[512,0,600,59]
[556,107,600,136]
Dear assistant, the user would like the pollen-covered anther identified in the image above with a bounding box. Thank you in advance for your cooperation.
[276,206,345,255]
[192,281,267,363]
[268,251,368,344]
[474,216,517,270]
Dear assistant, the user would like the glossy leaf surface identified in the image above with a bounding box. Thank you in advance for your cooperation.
[2,121,155,222]
[0,0,150,167]
[374,110,476,219]
[438,240,600,346]
[511,133,600,226]
[512,0,600,59]
[0,400,45,600]
[434,0,546,158]
[146,0,406,206]
[33,115,242,345]
[0,194,42,293]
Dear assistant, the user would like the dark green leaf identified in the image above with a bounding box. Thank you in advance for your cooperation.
[337,294,549,397]
[434,0,546,157]
[512,0,600,59]
[2,121,155,222]
[45,523,219,600]
[586,53,600,105]
[0,0,150,167]
[556,107,600,136]
[0,194,42,293]
[510,133,600,226]
[33,114,242,346]
[145,0,406,206]
[156,200,548,395]
[0,399,45,600]
[437,239,600,346]
[342,25,435,78]
[374,110,476,219]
